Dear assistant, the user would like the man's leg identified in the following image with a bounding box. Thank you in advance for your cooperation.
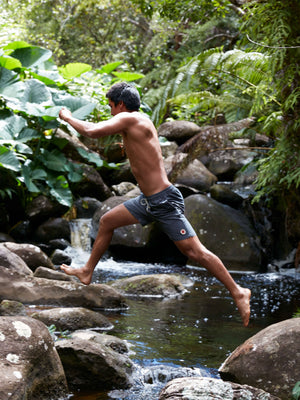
[61,204,139,284]
[174,236,251,327]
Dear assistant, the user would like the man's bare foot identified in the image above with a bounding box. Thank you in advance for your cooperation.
[234,287,251,327]
[60,264,93,285]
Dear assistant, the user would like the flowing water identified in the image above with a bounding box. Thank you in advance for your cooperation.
[63,220,300,400]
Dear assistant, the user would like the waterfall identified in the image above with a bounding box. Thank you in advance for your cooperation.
[69,218,92,252]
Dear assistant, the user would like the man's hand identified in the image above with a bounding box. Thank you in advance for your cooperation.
[59,108,72,122]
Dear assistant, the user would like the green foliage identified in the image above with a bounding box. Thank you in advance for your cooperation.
[131,0,232,21]
[146,48,276,126]
[0,40,141,209]
[241,0,300,204]
[293,381,300,400]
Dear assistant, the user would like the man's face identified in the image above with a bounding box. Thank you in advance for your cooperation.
[108,99,122,116]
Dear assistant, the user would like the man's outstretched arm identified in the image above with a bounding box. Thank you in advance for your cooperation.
[59,108,127,138]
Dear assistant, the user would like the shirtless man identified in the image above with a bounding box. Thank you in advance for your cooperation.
[59,82,251,327]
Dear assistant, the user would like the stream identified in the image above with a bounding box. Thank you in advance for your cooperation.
[63,219,300,400]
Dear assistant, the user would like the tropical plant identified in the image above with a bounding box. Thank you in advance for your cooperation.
[240,0,300,209]
[145,47,276,127]
[0,41,143,209]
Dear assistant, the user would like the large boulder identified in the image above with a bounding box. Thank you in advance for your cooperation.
[0,265,128,310]
[219,318,300,399]
[91,194,153,248]
[111,274,193,298]
[0,316,68,400]
[55,330,134,390]
[0,242,54,272]
[184,194,262,270]
[205,148,257,181]
[164,154,217,192]
[159,377,280,400]
[34,217,71,242]
[0,246,33,276]
[158,120,201,144]
[32,307,113,331]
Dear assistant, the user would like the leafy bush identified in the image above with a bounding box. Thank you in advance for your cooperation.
[0,41,143,208]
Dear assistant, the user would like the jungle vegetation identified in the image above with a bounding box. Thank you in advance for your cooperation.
[0,0,299,243]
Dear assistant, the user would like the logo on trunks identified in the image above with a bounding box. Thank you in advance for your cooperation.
[180,229,186,235]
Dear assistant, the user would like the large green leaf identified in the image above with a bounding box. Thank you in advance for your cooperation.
[0,114,27,140]
[52,91,96,119]
[0,146,21,171]
[9,46,53,69]
[0,67,19,89]
[37,149,68,172]
[47,175,73,207]
[59,63,92,79]
[2,79,52,104]
[112,71,144,81]
[21,162,47,192]
[0,56,22,70]
[97,61,123,74]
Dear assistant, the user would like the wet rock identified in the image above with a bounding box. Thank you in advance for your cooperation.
[34,217,71,242]
[32,307,113,331]
[164,154,217,192]
[25,194,68,225]
[185,194,262,270]
[159,377,280,400]
[219,318,300,399]
[51,248,72,266]
[111,182,138,196]
[55,331,133,390]
[0,246,33,276]
[0,242,54,272]
[0,316,68,400]
[111,274,193,298]
[158,120,201,145]
[0,265,128,310]
[160,140,178,159]
[34,266,77,282]
[91,194,153,248]
[210,184,244,208]
[0,300,26,316]
[71,330,131,354]
[74,197,102,218]
[72,164,112,200]
[206,148,257,181]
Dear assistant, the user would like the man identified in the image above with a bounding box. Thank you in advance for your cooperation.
[59,82,251,326]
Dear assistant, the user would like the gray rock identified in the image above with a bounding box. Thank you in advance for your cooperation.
[219,318,300,399]
[0,265,128,310]
[32,307,113,331]
[0,246,33,276]
[1,242,54,271]
[0,300,26,316]
[34,266,77,282]
[34,217,71,242]
[185,194,262,270]
[165,154,217,192]
[158,120,201,144]
[111,274,193,298]
[159,377,280,400]
[56,332,133,390]
[51,249,72,266]
[0,316,68,400]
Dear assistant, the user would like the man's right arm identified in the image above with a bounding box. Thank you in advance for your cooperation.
[59,108,128,138]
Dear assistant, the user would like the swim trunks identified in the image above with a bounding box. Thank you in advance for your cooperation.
[124,185,196,241]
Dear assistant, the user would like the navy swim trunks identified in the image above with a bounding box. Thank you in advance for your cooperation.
[124,185,196,241]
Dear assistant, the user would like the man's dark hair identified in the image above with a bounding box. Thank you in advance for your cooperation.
[106,82,140,111]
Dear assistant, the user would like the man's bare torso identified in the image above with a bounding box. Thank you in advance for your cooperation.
[120,112,171,196]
